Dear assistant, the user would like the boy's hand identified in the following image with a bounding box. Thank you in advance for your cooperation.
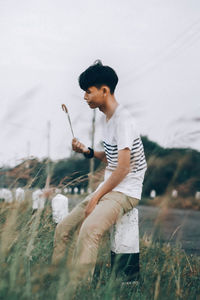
[72,138,89,154]
[85,195,99,218]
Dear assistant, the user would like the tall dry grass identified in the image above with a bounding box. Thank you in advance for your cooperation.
[0,192,199,300]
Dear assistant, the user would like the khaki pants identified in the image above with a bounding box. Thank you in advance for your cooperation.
[52,191,139,282]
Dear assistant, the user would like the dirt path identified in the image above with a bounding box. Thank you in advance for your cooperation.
[138,205,200,255]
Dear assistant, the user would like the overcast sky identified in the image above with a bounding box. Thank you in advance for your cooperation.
[0,0,200,167]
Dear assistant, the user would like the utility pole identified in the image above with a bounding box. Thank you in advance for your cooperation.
[45,121,51,188]
[89,109,96,192]
[47,121,51,159]
[25,141,31,169]
[27,141,30,158]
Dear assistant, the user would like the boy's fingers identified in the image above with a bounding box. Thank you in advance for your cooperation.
[72,138,78,144]
[72,138,87,153]
[72,138,80,149]
[72,139,85,153]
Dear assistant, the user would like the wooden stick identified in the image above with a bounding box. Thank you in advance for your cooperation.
[61,104,75,138]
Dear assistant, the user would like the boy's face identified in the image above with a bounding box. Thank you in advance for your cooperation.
[84,86,106,109]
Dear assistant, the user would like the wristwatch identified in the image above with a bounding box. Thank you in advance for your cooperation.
[83,147,94,159]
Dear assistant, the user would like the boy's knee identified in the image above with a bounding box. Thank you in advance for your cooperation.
[80,220,102,239]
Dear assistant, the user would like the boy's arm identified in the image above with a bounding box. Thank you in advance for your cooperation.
[72,138,107,163]
[85,148,130,217]
[93,151,107,163]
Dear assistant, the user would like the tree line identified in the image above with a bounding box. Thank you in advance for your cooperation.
[0,136,199,197]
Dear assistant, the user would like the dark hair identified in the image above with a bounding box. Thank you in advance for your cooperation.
[78,60,118,94]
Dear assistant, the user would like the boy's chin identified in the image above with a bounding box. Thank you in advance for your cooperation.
[88,104,97,109]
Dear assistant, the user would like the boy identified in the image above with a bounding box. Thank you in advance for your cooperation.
[52,60,147,286]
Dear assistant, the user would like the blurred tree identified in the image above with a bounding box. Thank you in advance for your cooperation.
[1,137,199,198]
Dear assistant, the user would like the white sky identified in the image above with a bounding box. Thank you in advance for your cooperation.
[0,0,200,167]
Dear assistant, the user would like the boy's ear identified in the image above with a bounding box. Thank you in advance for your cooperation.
[102,86,109,95]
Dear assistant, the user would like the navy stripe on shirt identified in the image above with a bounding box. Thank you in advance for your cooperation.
[103,138,147,173]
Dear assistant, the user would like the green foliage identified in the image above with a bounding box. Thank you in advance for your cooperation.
[51,154,102,190]
[0,137,199,198]
[29,161,47,188]
[141,136,200,197]
[51,154,90,188]
[141,136,163,159]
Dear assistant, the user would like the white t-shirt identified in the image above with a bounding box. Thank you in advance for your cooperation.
[97,104,147,200]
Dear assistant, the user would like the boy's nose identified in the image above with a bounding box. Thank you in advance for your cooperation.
[84,92,88,100]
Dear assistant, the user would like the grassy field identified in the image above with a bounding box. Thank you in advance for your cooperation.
[0,198,200,300]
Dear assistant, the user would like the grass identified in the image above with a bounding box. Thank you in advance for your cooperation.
[0,197,200,300]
